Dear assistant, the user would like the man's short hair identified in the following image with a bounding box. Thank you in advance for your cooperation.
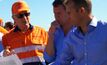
[4,22,14,29]
[64,0,92,13]
[53,0,63,7]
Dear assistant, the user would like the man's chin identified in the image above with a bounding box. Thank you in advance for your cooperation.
[22,24,29,30]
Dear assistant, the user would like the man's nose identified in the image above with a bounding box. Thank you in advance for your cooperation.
[23,15,28,21]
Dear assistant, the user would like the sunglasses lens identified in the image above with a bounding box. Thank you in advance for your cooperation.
[15,12,30,18]
[18,14,23,18]
[25,13,30,17]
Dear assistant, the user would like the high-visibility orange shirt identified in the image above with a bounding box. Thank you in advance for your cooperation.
[2,25,48,63]
[0,26,8,34]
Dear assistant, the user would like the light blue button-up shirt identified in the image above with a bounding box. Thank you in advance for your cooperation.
[44,26,73,63]
[51,17,107,65]
[44,27,65,63]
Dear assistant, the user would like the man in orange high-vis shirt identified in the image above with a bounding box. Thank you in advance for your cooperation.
[0,18,3,27]
[2,1,48,65]
[0,18,7,53]
[0,18,8,57]
[0,26,8,34]
[0,18,8,34]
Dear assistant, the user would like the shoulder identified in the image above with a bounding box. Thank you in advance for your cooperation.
[97,20,107,25]
[32,26,48,36]
[0,26,8,34]
[64,27,78,44]
[2,28,15,39]
[33,26,47,32]
[66,26,77,37]
[54,27,63,36]
[97,20,107,29]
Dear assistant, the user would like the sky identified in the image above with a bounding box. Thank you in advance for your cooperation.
[0,0,107,31]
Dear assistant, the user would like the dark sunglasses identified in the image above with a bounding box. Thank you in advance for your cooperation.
[14,12,30,18]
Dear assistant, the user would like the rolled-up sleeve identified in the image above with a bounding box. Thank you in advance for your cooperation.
[43,50,55,63]
[49,35,74,65]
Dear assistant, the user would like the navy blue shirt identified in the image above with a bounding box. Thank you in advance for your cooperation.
[0,32,3,52]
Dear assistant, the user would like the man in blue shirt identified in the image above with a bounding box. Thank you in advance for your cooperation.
[0,32,3,52]
[44,0,73,64]
[50,0,107,65]
[0,32,4,56]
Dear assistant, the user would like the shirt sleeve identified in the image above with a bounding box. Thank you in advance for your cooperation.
[0,43,3,52]
[49,34,74,65]
[43,50,55,63]
[0,32,3,52]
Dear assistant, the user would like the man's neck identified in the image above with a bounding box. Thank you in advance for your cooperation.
[20,26,30,33]
[21,29,28,33]
[62,24,73,36]
[79,15,93,34]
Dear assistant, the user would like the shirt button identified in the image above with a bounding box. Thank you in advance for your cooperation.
[85,63,87,65]
[84,53,87,56]
[84,42,86,45]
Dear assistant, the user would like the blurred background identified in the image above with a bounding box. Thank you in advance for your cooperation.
[0,0,107,31]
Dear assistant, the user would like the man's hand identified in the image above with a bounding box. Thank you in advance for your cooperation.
[45,21,60,56]
[48,21,60,36]
[3,46,15,57]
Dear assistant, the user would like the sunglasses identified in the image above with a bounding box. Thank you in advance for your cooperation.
[14,12,30,18]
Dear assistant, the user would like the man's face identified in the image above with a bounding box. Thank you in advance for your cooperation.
[53,5,69,26]
[12,11,30,31]
[0,22,3,27]
[64,0,81,26]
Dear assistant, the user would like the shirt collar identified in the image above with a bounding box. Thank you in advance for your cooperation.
[89,16,98,27]
[14,24,33,32]
[75,17,98,35]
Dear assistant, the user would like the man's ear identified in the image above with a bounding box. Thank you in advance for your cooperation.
[79,7,85,14]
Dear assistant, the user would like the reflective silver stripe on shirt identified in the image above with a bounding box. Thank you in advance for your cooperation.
[21,56,45,64]
[13,45,45,53]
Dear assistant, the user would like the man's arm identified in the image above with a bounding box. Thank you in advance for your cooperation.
[44,21,59,63]
[2,35,15,57]
[49,33,74,65]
